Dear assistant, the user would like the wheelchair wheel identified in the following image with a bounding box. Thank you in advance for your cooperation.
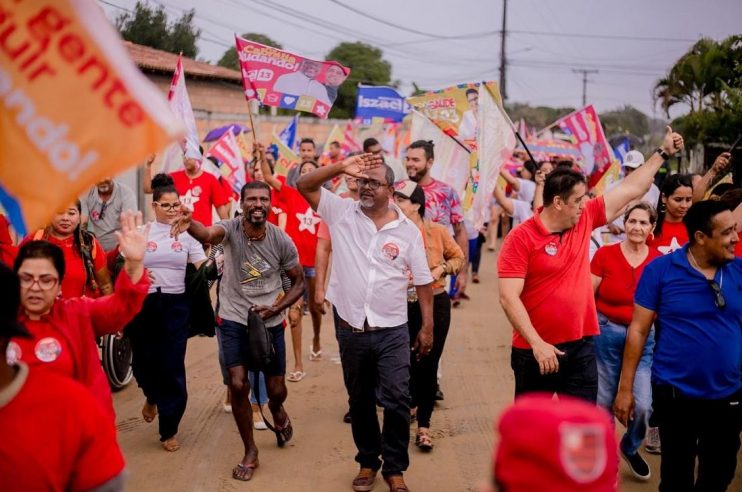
[101,334,133,391]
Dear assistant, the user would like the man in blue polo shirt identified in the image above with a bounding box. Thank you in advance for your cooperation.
[614,200,742,492]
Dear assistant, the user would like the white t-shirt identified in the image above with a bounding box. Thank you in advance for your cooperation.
[143,221,207,294]
[514,178,536,204]
[511,199,533,227]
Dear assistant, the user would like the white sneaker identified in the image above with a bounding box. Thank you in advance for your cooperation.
[252,403,268,431]
[645,426,661,454]
[222,389,232,413]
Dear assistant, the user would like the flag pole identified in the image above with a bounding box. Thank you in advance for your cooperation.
[410,108,472,154]
[482,81,537,164]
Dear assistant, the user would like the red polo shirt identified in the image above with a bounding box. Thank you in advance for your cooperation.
[170,170,229,226]
[591,243,662,326]
[498,197,606,348]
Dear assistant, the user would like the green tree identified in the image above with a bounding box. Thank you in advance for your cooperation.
[654,35,742,146]
[325,42,392,119]
[505,103,575,130]
[600,105,650,138]
[117,2,201,58]
[217,33,283,70]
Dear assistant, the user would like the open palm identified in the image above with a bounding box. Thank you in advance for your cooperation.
[342,153,384,179]
[115,211,150,262]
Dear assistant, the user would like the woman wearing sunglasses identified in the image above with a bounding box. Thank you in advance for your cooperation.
[11,211,150,421]
[590,202,661,481]
[126,174,208,452]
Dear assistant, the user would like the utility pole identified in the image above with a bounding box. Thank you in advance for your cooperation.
[572,68,598,106]
[499,0,507,100]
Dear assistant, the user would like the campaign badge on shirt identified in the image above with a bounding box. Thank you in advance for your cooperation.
[171,241,183,253]
[382,242,400,261]
[35,337,62,363]
[6,341,21,365]
[146,241,158,252]
[544,241,559,256]
[192,185,203,197]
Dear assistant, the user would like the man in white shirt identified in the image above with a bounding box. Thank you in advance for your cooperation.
[273,60,331,106]
[297,154,434,492]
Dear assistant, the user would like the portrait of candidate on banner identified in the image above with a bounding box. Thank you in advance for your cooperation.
[235,35,350,118]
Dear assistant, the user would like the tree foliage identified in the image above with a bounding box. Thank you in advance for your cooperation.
[504,103,575,130]
[654,36,742,145]
[325,42,392,119]
[600,105,650,138]
[217,33,283,71]
[117,2,201,58]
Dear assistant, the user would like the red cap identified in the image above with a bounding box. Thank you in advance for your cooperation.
[494,394,618,492]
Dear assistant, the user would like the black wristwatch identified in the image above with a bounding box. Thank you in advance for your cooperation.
[655,147,670,160]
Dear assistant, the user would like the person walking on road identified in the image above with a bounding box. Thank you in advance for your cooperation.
[497,127,684,402]
[170,181,305,482]
[297,154,434,492]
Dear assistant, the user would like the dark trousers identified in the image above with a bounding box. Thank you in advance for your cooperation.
[128,292,189,441]
[468,234,485,274]
[336,319,410,476]
[408,292,451,428]
[510,337,598,403]
[653,385,742,492]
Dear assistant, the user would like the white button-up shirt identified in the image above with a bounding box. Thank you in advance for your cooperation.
[318,188,433,329]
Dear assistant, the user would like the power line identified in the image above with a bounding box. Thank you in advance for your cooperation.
[509,29,695,43]
[327,0,498,41]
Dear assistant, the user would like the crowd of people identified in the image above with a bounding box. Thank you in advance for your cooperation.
[0,122,740,492]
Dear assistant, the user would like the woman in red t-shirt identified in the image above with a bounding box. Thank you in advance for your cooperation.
[22,201,111,298]
[591,202,661,477]
[648,174,693,254]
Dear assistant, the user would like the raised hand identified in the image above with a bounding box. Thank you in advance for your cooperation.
[662,126,684,156]
[341,153,384,179]
[144,153,156,167]
[170,204,193,240]
[711,152,732,174]
[115,211,150,262]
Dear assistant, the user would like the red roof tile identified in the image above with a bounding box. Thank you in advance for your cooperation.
[123,41,242,83]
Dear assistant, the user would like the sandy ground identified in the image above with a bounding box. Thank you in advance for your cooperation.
[113,248,742,491]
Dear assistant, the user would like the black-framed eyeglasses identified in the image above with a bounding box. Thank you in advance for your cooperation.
[155,202,182,211]
[357,178,386,190]
[707,279,726,309]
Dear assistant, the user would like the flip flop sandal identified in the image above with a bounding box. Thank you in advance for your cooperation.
[309,349,323,361]
[287,371,306,382]
[232,460,259,481]
[415,432,433,451]
[274,415,293,447]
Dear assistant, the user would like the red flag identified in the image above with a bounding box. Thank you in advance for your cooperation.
[343,122,361,153]
[206,129,246,194]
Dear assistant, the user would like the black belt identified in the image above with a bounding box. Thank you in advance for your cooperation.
[337,317,386,332]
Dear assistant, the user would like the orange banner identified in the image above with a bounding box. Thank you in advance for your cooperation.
[0,0,182,234]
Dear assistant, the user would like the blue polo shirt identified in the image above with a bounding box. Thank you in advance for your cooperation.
[635,245,742,399]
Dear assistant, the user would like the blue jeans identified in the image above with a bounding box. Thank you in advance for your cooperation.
[595,313,655,455]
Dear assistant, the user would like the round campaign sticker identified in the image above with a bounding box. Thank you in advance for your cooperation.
[6,341,21,365]
[171,241,183,253]
[544,241,559,256]
[382,242,400,261]
[35,337,62,363]
[146,241,158,252]
[192,185,203,197]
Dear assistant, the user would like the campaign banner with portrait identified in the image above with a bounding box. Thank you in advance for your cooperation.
[235,35,350,119]
[355,84,409,123]
[0,0,182,236]
[551,105,614,189]
[407,83,482,152]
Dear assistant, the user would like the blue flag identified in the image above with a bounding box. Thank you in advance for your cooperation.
[278,115,298,151]
[612,136,631,163]
[355,84,409,123]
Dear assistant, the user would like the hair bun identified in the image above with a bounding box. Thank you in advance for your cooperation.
[151,173,174,190]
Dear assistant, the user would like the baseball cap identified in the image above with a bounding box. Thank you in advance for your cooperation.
[622,150,645,169]
[0,264,31,339]
[393,180,426,211]
[494,394,618,492]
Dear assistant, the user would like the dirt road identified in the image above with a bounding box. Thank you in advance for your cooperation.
[113,249,741,491]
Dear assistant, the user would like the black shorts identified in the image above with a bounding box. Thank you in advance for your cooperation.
[217,319,287,376]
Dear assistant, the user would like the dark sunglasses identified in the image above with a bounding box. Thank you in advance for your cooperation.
[97,201,108,220]
[707,279,726,309]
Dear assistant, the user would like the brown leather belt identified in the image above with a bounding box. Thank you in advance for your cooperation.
[337,317,386,332]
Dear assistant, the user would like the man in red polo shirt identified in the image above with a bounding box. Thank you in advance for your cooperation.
[144,150,230,226]
[497,127,684,401]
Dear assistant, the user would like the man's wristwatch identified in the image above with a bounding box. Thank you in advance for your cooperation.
[655,148,670,160]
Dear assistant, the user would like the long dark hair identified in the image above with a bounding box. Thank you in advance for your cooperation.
[42,200,98,293]
[655,174,693,237]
